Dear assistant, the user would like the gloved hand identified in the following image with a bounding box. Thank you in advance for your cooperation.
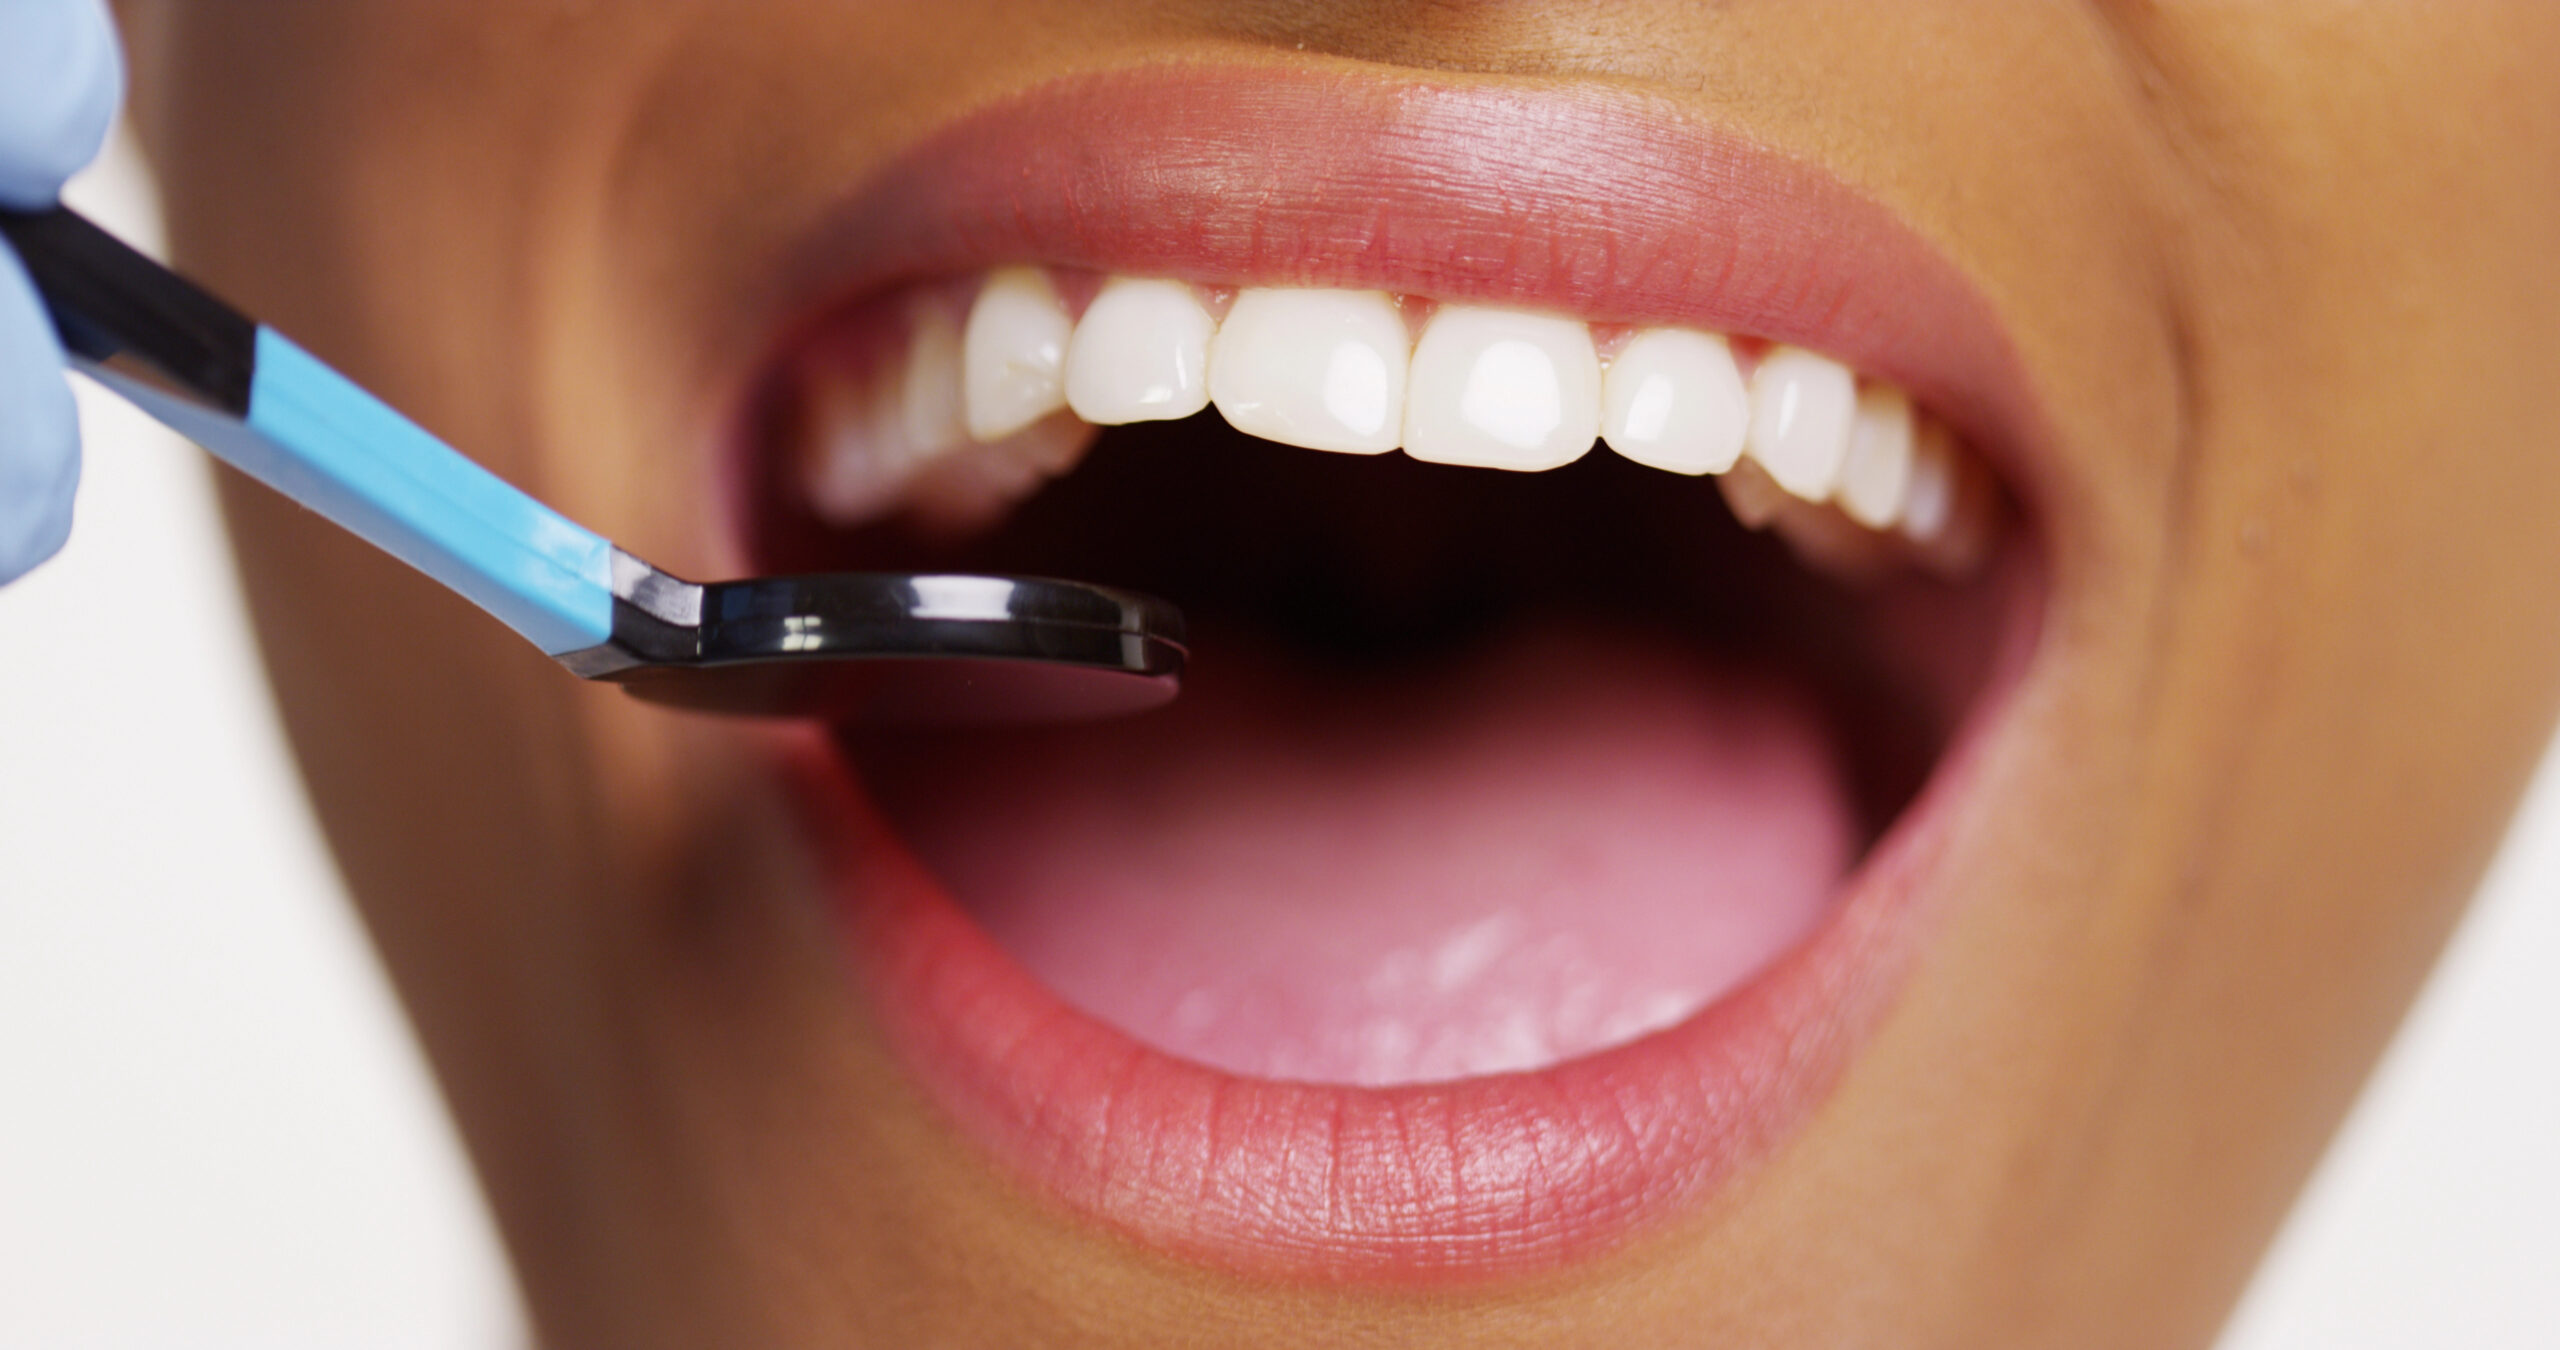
[1,0,123,583]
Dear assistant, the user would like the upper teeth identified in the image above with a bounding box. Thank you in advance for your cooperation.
[1064,277,1217,426]
[1209,288,1408,454]
[1601,327,1749,477]
[1405,306,1604,473]
[961,267,1075,442]
[1747,345,1859,501]
[796,269,1994,569]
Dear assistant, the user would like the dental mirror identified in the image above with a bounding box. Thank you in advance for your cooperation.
[2,205,1184,725]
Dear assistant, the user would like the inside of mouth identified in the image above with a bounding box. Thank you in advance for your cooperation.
[751,304,2025,1089]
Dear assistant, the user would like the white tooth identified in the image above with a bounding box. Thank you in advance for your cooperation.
[901,301,967,450]
[901,414,1099,537]
[800,301,969,527]
[1836,382,1915,529]
[1769,495,1896,583]
[1716,458,1788,530]
[963,267,1073,442]
[1599,327,1748,475]
[1208,288,1408,454]
[1900,417,1994,577]
[1403,306,1600,471]
[1747,346,1857,501]
[1898,416,1957,545]
[1063,277,1214,424]
[801,367,906,525]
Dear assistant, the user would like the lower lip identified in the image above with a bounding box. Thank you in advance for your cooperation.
[781,553,2039,1283]
[732,58,2056,1285]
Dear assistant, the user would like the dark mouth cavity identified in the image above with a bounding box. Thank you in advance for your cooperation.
[752,411,2015,848]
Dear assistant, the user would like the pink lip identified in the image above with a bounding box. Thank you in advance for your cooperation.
[749,61,2056,1282]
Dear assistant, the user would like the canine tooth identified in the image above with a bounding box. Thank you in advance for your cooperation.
[899,413,1098,536]
[1403,306,1601,471]
[800,301,969,526]
[1064,277,1214,424]
[1208,288,1408,454]
[1899,416,1957,544]
[1716,458,1789,530]
[1599,327,1748,475]
[1903,417,1995,577]
[963,267,1073,442]
[1770,498,1897,583]
[902,302,968,450]
[800,373,901,524]
[1748,346,1857,501]
[1836,383,1915,529]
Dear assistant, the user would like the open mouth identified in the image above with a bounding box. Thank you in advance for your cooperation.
[729,63,2053,1280]
[767,270,2008,1081]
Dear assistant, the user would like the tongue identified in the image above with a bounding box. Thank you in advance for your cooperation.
[853,619,1855,1086]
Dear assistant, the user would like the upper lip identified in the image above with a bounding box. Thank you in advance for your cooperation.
[733,57,2058,1281]
[734,58,2061,540]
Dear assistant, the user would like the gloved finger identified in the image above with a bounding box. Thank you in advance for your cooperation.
[0,240,81,582]
[0,0,125,208]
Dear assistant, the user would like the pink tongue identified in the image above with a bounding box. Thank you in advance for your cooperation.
[857,621,1855,1086]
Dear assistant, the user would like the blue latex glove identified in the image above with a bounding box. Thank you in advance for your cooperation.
[0,0,123,583]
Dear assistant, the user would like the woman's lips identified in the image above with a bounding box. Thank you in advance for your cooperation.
[743,60,2061,532]
[739,61,2059,1281]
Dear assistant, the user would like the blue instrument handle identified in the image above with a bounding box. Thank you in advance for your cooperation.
[2,204,612,654]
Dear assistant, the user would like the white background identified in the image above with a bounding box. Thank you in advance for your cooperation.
[1,139,2552,1348]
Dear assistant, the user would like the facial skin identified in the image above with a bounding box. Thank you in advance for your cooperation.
[114,3,2560,1345]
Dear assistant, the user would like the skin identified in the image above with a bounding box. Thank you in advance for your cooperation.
[113,2,2560,1345]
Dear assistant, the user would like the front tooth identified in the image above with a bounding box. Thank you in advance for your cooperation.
[1835,383,1915,529]
[1208,288,1408,454]
[1599,328,1748,475]
[963,267,1073,442]
[1064,276,1214,424]
[1403,306,1601,471]
[1747,346,1857,501]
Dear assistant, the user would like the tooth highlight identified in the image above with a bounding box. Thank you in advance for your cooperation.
[1748,346,1857,501]
[1404,306,1601,472]
[964,267,1073,442]
[1208,288,1409,454]
[1600,328,1749,475]
[1064,277,1214,425]
[1836,383,1914,529]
